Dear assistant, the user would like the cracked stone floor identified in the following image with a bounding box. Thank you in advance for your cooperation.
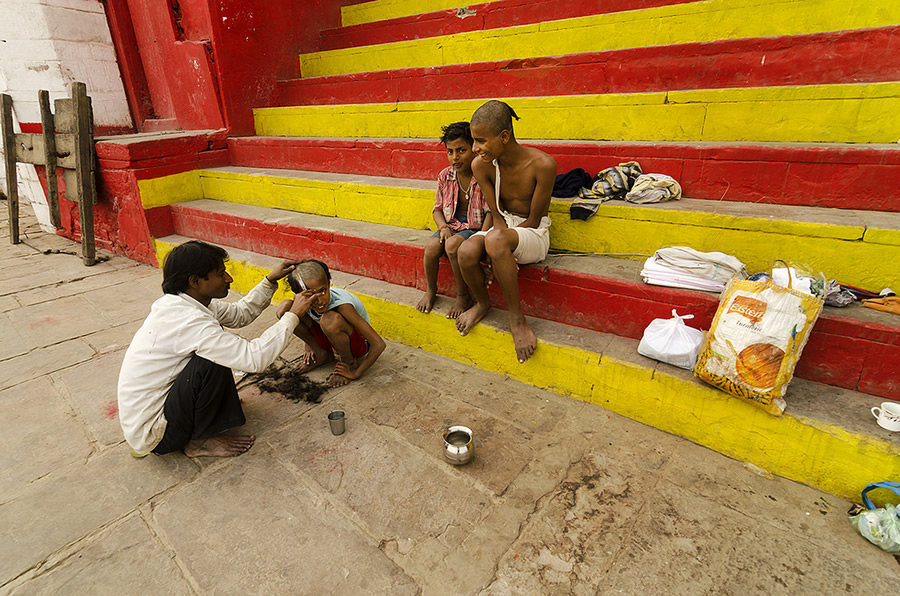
[1,203,898,595]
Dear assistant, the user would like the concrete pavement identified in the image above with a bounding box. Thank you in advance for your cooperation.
[1,202,898,595]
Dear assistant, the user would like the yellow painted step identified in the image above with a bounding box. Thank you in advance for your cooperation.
[307,0,900,77]
[341,0,503,27]
[254,83,900,144]
[141,167,900,292]
[153,235,900,503]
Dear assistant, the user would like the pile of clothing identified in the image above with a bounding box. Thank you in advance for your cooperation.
[558,161,682,221]
[641,246,747,292]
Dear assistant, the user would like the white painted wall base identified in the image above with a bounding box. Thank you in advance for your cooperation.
[0,0,132,231]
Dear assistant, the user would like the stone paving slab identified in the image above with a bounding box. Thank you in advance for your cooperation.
[151,448,418,595]
[0,338,95,392]
[0,376,93,502]
[8,514,192,596]
[54,350,129,447]
[2,204,900,594]
[0,448,197,586]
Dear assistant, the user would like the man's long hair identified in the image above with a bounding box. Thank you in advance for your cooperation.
[161,240,229,295]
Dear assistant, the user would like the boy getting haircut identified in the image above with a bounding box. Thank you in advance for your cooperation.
[456,100,557,363]
[416,121,492,317]
[277,259,386,387]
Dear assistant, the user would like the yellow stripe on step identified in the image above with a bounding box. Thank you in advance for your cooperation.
[153,237,900,503]
[198,169,435,230]
[254,83,900,144]
[341,0,504,27]
[549,207,900,292]
[140,166,900,289]
[137,170,202,209]
[308,0,900,77]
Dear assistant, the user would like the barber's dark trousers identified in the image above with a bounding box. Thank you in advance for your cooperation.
[152,354,245,454]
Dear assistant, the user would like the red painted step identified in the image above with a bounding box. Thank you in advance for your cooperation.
[319,0,694,51]
[227,136,900,211]
[168,198,900,400]
[282,27,900,105]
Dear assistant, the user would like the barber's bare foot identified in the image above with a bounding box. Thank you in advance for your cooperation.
[416,290,437,314]
[456,302,491,336]
[184,434,255,457]
[446,294,473,319]
[510,315,537,363]
[296,345,332,374]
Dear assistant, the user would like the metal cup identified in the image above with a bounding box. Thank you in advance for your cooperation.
[328,410,346,435]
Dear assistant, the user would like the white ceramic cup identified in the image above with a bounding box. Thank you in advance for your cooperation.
[871,402,900,431]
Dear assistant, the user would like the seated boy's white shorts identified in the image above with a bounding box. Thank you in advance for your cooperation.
[473,214,551,264]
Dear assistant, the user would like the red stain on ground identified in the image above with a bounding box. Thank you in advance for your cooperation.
[102,400,118,420]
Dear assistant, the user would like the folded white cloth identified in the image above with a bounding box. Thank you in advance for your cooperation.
[641,247,747,292]
[641,259,726,292]
[651,246,747,282]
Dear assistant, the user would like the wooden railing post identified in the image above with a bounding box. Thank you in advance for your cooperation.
[71,82,96,266]
[39,90,60,229]
[1,94,19,244]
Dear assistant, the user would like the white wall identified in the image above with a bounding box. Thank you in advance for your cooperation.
[0,0,132,231]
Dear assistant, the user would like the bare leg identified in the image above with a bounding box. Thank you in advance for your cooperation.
[184,433,255,457]
[276,299,331,372]
[417,236,443,313]
[444,234,473,319]
[456,235,492,335]
[484,229,536,363]
[320,310,359,387]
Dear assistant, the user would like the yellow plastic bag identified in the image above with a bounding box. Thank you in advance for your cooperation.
[695,262,824,416]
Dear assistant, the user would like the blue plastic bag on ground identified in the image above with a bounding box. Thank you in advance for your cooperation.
[849,482,900,553]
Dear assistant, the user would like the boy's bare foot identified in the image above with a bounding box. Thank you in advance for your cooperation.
[456,302,491,336]
[510,316,537,363]
[184,434,255,457]
[296,345,333,374]
[416,290,437,314]
[327,359,358,387]
[446,295,473,319]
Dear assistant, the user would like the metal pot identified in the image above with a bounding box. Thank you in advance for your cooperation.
[443,425,475,465]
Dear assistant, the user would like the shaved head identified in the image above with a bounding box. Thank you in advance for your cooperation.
[288,259,330,293]
[471,100,519,135]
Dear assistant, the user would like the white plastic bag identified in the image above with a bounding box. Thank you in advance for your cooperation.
[638,310,705,370]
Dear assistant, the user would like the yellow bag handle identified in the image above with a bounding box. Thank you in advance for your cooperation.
[766,259,793,291]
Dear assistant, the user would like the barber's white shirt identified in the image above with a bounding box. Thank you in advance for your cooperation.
[117,278,299,454]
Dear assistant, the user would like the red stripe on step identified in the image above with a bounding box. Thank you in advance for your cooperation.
[170,202,900,399]
[283,27,900,104]
[320,0,695,51]
[227,137,900,211]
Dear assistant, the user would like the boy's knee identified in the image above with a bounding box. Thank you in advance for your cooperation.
[320,310,348,335]
[424,237,443,259]
[275,299,292,319]
[445,234,465,256]
[458,238,483,266]
[484,230,514,258]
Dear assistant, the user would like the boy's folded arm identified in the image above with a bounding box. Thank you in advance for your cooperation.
[472,157,505,228]
[517,158,556,229]
[336,303,386,379]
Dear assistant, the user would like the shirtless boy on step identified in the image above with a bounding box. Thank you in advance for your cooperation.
[456,100,557,363]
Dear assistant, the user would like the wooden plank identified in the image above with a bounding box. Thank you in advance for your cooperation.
[63,169,76,203]
[71,82,95,265]
[55,133,77,169]
[54,98,75,133]
[1,94,19,244]
[40,89,60,228]
[13,133,45,165]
